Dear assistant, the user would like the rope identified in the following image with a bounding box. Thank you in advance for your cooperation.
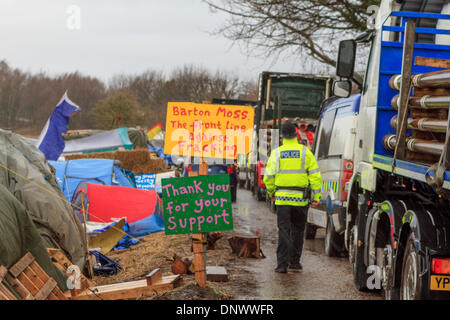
[0,161,142,243]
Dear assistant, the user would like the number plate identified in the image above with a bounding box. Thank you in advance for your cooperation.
[430,275,450,291]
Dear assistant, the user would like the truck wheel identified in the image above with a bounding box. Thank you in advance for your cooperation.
[305,223,317,240]
[350,223,369,291]
[239,179,245,188]
[400,236,422,300]
[324,215,343,257]
[245,178,251,190]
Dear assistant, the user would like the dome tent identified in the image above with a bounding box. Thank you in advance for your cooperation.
[72,182,164,237]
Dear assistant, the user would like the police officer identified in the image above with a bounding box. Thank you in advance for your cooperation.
[263,121,322,273]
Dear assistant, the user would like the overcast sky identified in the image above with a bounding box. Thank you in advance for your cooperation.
[0,0,323,83]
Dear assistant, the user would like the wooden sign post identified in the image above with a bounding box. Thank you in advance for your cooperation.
[193,160,208,288]
[161,168,233,288]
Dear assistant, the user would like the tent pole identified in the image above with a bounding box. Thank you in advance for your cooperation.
[80,193,94,279]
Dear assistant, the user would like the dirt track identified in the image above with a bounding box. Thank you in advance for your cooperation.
[228,189,381,300]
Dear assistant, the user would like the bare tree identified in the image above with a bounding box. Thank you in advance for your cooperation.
[204,0,379,67]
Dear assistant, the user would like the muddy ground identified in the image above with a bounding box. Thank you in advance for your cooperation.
[92,189,381,300]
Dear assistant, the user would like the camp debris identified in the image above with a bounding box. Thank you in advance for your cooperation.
[90,250,123,277]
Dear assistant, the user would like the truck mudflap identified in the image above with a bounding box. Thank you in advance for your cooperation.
[395,202,450,299]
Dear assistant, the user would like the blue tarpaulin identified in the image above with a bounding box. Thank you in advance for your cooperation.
[49,158,136,202]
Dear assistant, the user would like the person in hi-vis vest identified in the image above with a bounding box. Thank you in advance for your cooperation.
[263,121,322,273]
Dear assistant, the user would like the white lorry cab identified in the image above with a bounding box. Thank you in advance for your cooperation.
[306,94,360,257]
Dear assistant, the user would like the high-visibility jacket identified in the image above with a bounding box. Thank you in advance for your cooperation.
[263,138,322,206]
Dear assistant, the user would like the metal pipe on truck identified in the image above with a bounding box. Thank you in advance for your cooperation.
[389,69,450,90]
[390,114,448,132]
[383,134,444,157]
[391,94,450,110]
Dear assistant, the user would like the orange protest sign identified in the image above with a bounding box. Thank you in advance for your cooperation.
[164,102,254,159]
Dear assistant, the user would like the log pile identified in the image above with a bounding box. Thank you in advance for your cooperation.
[383,63,450,164]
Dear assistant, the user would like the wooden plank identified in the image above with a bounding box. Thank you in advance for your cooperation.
[50,287,68,300]
[9,252,34,278]
[71,275,182,300]
[24,266,45,289]
[29,261,49,282]
[0,283,17,300]
[0,266,7,282]
[0,290,8,300]
[145,268,162,286]
[29,260,66,300]
[415,56,450,69]
[192,233,207,288]
[17,273,39,296]
[4,274,34,300]
[34,278,57,300]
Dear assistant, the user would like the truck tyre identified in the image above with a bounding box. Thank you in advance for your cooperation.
[324,215,343,257]
[350,222,369,291]
[305,223,317,240]
[239,179,245,188]
[245,177,251,190]
[400,236,422,300]
[255,187,264,201]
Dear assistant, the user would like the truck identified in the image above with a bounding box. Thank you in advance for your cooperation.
[322,0,450,300]
[246,72,332,205]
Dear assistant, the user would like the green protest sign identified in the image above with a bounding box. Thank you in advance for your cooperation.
[161,174,233,235]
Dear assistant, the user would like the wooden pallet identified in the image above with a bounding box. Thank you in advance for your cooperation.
[46,248,94,296]
[3,252,67,300]
[71,268,182,300]
[0,266,17,300]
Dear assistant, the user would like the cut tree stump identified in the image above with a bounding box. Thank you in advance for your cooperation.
[171,254,193,275]
[206,232,223,250]
[228,236,261,258]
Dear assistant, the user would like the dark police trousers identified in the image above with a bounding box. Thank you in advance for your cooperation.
[276,205,308,268]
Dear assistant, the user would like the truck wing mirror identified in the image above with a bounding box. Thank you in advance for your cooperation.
[336,40,356,79]
[332,80,352,98]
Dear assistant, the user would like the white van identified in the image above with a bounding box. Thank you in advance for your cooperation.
[306,94,360,257]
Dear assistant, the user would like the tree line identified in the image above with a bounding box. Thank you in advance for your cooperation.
[0,62,257,135]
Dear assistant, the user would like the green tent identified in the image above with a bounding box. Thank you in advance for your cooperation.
[0,129,87,271]
[0,184,68,291]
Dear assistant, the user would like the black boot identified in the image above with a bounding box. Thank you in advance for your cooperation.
[275,266,287,273]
